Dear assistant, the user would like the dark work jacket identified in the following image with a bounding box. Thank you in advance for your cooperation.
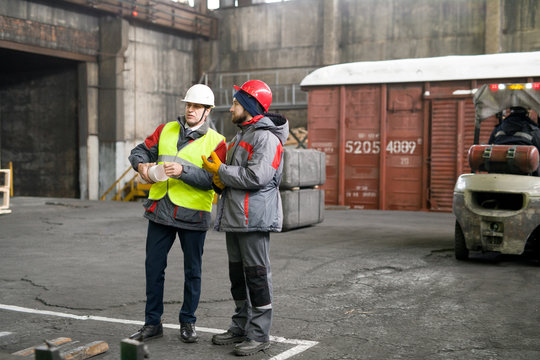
[488,114,540,149]
[488,114,540,176]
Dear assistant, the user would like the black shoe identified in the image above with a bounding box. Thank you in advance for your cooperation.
[129,323,163,341]
[212,330,247,345]
[180,322,198,343]
[234,339,270,356]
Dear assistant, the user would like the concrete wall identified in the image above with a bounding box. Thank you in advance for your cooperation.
[206,1,323,72]
[201,0,323,139]
[208,0,540,71]
[123,25,195,145]
[3,0,540,200]
[204,0,540,139]
[338,0,486,60]
[0,0,99,57]
[121,23,195,186]
[104,21,197,199]
[0,0,198,199]
[501,0,540,51]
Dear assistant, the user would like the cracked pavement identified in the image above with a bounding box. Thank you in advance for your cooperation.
[1,197,540,359]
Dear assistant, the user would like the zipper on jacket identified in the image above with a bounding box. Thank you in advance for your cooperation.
[167,128,192,192]
[215,131,242,229]
[228,130,245,165]
[166,148,182,193]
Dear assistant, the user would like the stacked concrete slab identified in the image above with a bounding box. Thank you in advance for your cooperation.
[280,147,325,231]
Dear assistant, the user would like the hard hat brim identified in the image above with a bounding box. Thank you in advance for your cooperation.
[181,98,215,108]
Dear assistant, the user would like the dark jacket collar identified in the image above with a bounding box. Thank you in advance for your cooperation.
[177,116,210,140]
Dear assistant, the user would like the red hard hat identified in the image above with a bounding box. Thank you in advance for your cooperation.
[233,80,272,112]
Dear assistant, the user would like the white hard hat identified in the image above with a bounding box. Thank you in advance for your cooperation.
[181,84,215,108]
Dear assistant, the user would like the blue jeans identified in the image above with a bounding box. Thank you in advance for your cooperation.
[144,220,206,325]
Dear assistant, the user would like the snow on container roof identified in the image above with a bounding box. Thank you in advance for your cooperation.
[300,51,540,87]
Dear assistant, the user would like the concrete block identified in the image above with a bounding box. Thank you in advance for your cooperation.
[120,339,148,360]
[281,188,324,231]
[34,344,62,360]
[280,147,326,189]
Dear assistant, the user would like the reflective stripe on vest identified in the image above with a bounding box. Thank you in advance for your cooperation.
[148,122,225,212]
[495,130,534,142]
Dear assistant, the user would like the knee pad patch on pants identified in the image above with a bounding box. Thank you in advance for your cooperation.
[244,265,271,307]
[229,261,247,300]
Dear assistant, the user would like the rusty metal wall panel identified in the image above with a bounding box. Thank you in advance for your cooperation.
[59,0,218,39]
[0,15,99,61]
[428,78,537,212]
[308,84,424,210]
[462,98,482,172]
[343,85,381,209]
[429,100,458,211]
[307,77,540,212]
[429,97,498,211]
[308,88,340,205]
[384,85,424,210]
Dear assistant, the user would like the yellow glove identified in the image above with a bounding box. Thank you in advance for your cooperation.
[201,151,222,175]
[213,173,225,190]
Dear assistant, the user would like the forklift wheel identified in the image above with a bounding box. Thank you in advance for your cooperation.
[455,221,469,260]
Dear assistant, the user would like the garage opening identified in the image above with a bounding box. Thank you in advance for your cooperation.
[0,48,80,198]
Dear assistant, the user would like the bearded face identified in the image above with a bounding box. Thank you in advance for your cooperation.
[232,112,248,124]
[230,99,249,124]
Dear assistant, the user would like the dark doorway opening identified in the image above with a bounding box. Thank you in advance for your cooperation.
[0,48,80,198]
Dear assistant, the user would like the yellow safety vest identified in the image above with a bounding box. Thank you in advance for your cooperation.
[148,122,225,212]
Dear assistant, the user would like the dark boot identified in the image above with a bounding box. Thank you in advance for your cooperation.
[129,323,163,341]
[234,339,270,356]
[180,322,198,343]
[212,330,247,345]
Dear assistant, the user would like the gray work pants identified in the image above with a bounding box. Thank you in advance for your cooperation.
[226,231,273,342]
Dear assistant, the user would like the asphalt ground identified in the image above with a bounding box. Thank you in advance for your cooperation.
[0,197,539,360]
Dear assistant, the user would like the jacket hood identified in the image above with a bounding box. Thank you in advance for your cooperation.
[241,113,289,145]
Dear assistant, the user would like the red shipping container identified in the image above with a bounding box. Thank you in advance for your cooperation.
[301,52,540,211]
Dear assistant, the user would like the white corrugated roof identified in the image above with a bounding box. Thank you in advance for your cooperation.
[300,52,540,87]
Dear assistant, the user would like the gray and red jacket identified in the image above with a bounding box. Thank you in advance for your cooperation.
[214,113,289,232]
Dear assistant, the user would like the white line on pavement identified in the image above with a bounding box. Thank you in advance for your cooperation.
[0,304,318,360]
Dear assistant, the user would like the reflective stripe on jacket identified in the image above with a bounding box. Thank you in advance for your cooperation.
[149,121,225,212]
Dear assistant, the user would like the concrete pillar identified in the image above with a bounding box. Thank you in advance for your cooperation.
[98,16,129,199]
[322,0,340,65]
[485,0,502,53]
[238,0,252,7]
[194,0,208,13]
[78,62,100,200]
[219,0,235,8]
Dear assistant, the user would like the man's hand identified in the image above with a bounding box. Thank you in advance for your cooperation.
[201,151,222,175]
[163,162,183,178]
[213,173,225,190]
[137,162,156,183]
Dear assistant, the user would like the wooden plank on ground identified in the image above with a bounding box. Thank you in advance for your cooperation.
[12,338,72,356]
[62,341,109,360]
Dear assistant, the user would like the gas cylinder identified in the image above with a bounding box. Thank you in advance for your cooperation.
[468,144,539,174]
